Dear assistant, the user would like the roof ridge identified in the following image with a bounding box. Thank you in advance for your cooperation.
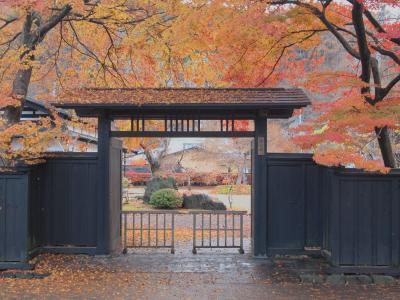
[81,87,297,91]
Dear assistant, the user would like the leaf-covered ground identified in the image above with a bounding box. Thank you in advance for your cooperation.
[1,252,400,300]
[1,215,400,299]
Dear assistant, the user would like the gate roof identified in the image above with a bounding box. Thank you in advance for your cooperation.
[54,87,311,118]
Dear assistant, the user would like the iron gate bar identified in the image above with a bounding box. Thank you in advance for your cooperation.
[191,210,246,254]
[122,210,178,254]
[122,210,246,254]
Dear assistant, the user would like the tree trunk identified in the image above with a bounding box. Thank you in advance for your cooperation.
[375,126,396,168]
[143,148,160,174]
[3,68,33,126]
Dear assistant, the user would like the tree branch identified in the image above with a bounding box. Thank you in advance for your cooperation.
[31,4,72,45]
[268,0,360,59]
[257,31,318,86]
[0,17,18,31]
[380,74,400,100]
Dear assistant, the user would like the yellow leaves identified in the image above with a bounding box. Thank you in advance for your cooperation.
[313,124,328,135]
[0,113,78,168]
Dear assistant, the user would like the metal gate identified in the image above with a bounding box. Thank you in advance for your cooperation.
[122,210,177,254]
[121,210,246,254]
[191,211,245,254]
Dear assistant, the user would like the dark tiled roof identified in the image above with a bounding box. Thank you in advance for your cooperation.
[54,88,310,108]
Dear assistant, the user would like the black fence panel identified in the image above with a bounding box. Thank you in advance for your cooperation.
[265,154,323,255]
[41,154,98,248]
[0,172,29,266]
[28,165,45,251]
[324,169,400,270]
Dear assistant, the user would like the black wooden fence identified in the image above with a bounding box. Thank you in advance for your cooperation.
[266,154,323,255]
[0,154,100,270]
[265,154,400,272]
[322,168,400,272]
[0,171,30,269]
[39,154,99,252]
[1,152,399,273]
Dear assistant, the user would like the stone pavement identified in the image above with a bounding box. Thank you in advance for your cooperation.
[1,247,400,299]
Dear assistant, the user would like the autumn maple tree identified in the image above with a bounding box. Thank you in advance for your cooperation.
[179,1,399,171]
[0,0,199,165]
[213,0,399,171]
[268,0,399,171]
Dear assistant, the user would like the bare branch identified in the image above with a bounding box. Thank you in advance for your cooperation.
[380,74,400,100]
[257,31,318,86]
[0,32,21,46]
[268,1,360,59]
[31,4,72,45]
[0,17,18,31]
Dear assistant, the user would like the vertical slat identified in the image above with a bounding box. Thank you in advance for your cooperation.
[225,214,227,247]
[164,118,168,132]
[193,214,197,250]
[164,213,166,246]
[232,215,235,246]
[124,213,127,248]
[130,117,134,131]
[198,118,201,132]
[156,214,159,247]
[140,213,143,246]
[187,119,190,132]
[209,214,212,246]
[132,213,135,247]
[171,213,175,251]
[232,119,235,131]
[240,214,244,252]
[136,118,139,131]
[141,117,145,131]
[148,213,151,246]
[201,213,204,247]
[217,214,220,247]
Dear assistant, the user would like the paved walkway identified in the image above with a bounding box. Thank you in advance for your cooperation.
[1,250,400,299]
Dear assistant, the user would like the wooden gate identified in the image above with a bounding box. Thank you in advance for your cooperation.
[0,174,29,264]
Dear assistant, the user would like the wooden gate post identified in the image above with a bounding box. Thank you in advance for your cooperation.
[253,114,267,256]
[97,113,111,255]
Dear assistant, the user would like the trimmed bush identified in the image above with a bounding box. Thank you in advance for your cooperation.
[182,193,226,210]
[149,188,183,209]
[143,176,177,203]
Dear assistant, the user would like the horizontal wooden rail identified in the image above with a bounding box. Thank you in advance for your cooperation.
[111,131,255,138]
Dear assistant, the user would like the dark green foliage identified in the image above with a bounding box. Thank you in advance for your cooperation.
[182,193,226,210]
[143,176,177,203]
[149,188,183,209]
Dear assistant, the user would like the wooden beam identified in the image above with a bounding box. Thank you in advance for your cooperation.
[110,131,255,138]
[253,115,267,256]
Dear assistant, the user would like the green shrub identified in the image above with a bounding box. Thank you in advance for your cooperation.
[149,188,183,209]
[143,176,177,203]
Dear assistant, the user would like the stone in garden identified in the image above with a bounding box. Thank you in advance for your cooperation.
[326,274,345,285]
[182,193,226,210]
[371,275,395,284]
[143,176,177,203]
[345,275,372,284]
[299,273,324,284]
